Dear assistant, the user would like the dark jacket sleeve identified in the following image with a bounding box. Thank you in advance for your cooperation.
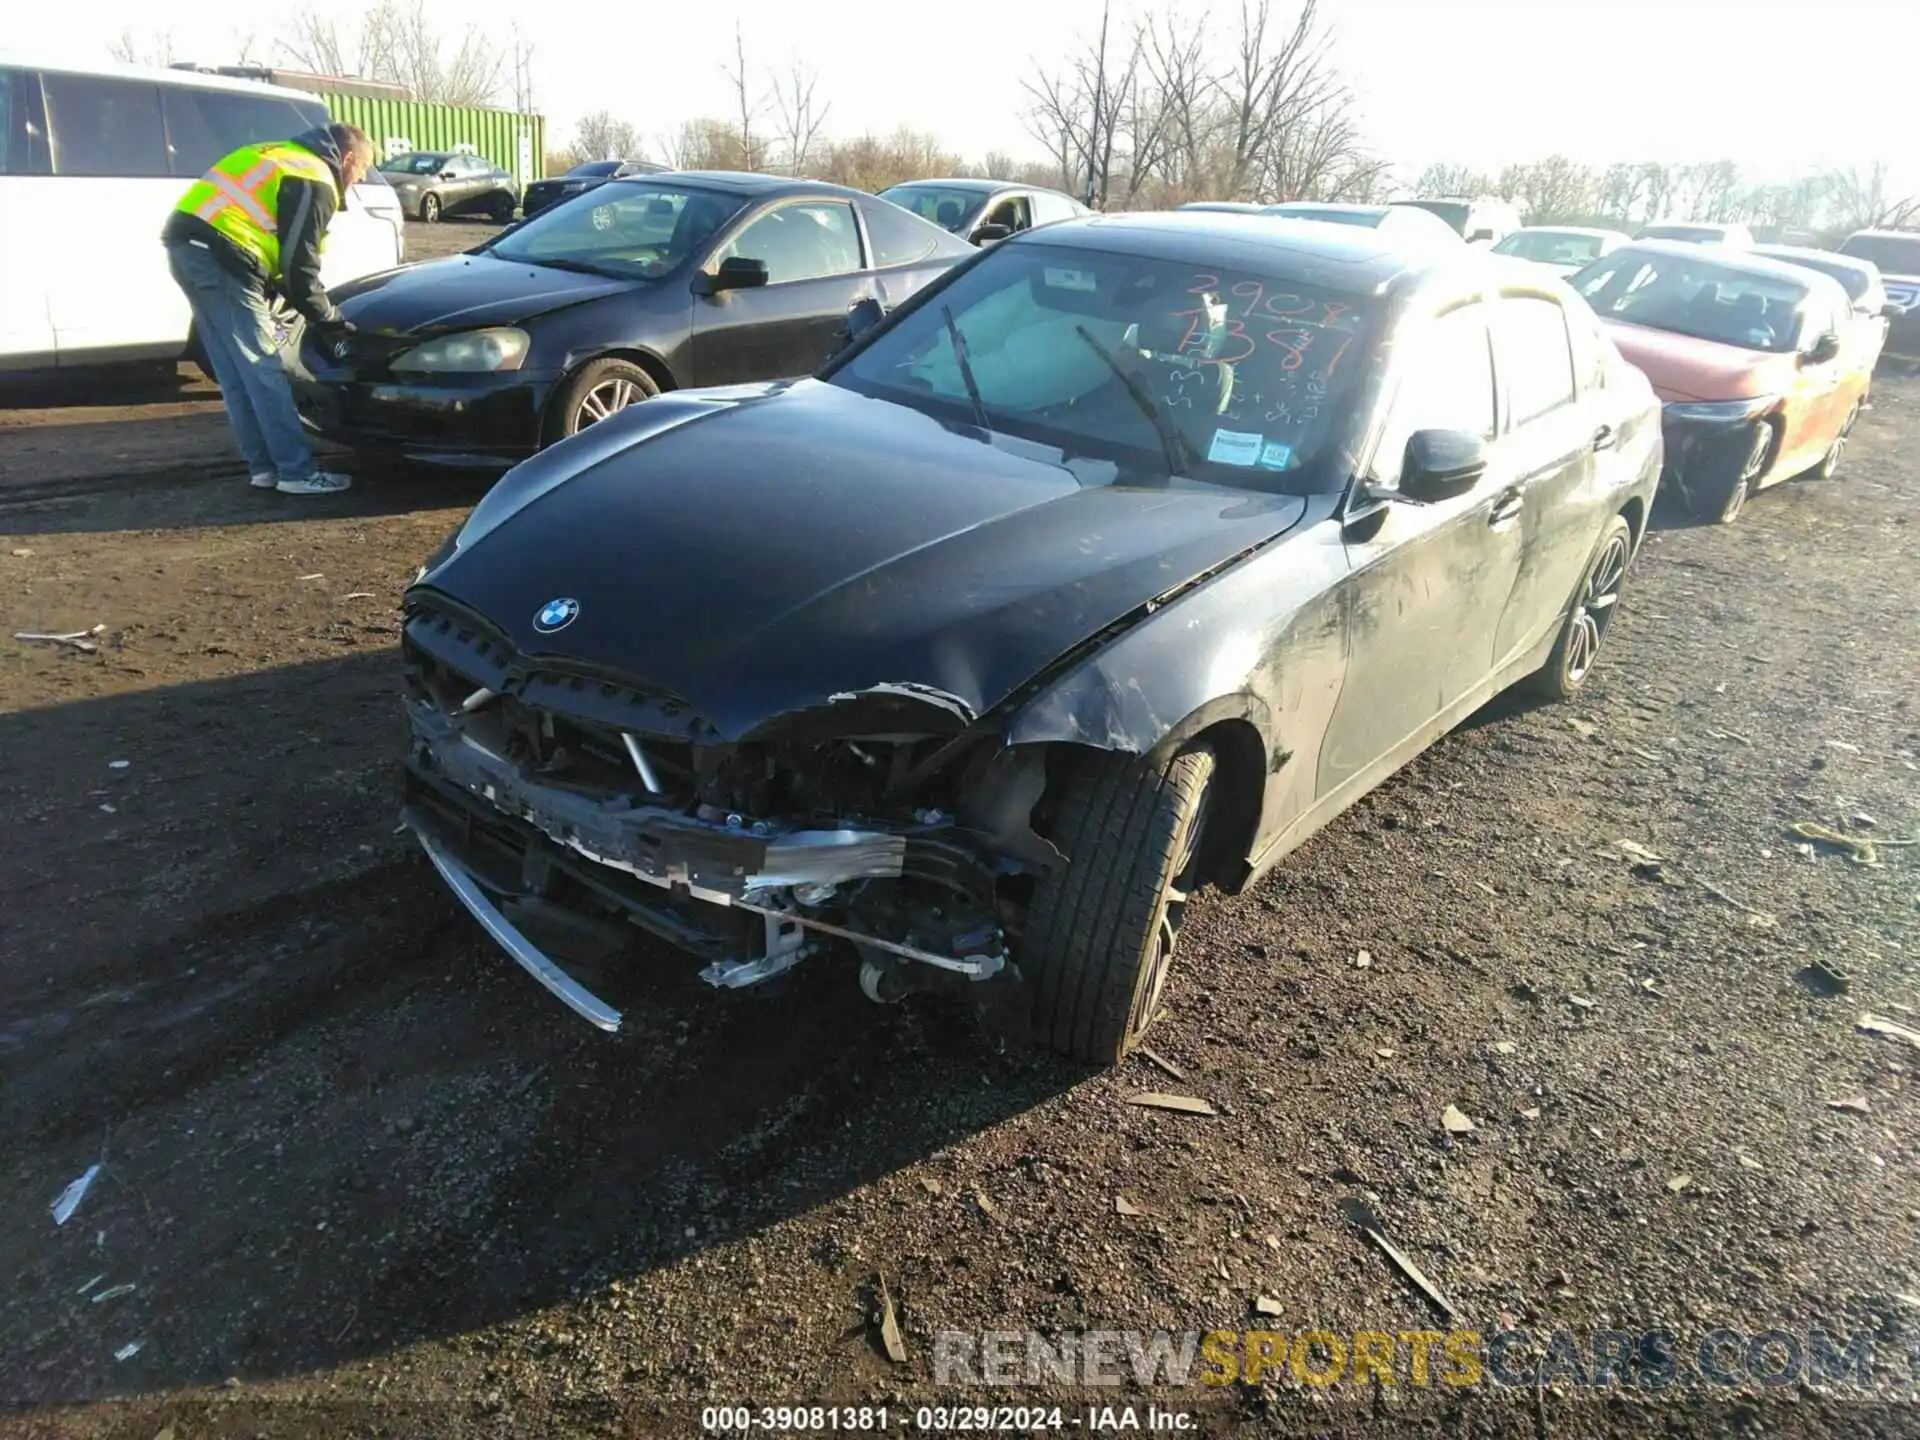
[274,174,342,326]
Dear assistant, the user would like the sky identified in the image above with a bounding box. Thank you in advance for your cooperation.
[12,0,1915,193]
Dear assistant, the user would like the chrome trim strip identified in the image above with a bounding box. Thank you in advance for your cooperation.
[412,826,623,1032]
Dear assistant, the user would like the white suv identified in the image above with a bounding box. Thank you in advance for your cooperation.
[0,56,405,375]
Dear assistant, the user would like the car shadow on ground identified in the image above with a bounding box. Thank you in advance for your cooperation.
[0,654,1080,1402]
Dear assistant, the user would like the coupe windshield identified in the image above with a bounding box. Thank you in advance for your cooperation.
[1759,251,1871,302]
[879,185,985,233]
[833,241,1372,492]
[486,182,748,279]
[1573,249,1808,353]
[568,161,623,177]
[1496,230,1610,265]
[1838,233,1920,275]
[380,153,449,176]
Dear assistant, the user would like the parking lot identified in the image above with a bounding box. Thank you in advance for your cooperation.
[2,218,1918,1436]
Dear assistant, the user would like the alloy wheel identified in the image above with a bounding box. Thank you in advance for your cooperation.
[574,377,640,428]
[1563,530,1629,687]
[1126,786,1212,1043]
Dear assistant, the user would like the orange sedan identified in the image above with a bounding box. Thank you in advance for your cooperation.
[1570,241,1870,523]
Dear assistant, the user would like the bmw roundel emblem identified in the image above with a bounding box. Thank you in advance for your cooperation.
[533,597,580,633]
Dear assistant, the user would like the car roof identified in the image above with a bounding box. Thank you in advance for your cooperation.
[1847,228,1920,240]
[1265,201,1389,218]
[0,51,329,104]
[1754,243,1875,275]
[1005,210,1476,294]
[633,170,871,200]
[1508,224,1627,239]
[1606,239,1845,294]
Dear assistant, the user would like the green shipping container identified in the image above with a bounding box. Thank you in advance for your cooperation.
[315,93,546,190]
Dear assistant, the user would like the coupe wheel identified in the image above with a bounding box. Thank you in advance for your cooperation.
[1684,422,1770,524]
[1811,402,1860,481]
[420,193,442,224]
[490,195,516,224]
[1527,515,1633,701]
[547,358,661,444]
[1021,744,1215,1064]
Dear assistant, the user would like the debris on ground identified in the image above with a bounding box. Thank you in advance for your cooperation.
[1617,839,1662,864]
[1568,994,1596,1011]
[970,1190,999,1222]
[50,1165,101,1226]
[1126,1092,1217,1116]
[1796,960,1851,997]
[875,1273,908,1365]
[917,1176,944,1196]
[1697,876,1777,927]
[107,760,130,770]
[13,625,106,654]
[1668,1174,1693,1193]
[1441,1105,1475,1134]
[1826,1097,1871,1115]
[75,1274,104,1295]
[1253,1296,1284,1317]
[1115,1194,1144,1217]
[342,592,376,601]
[1858,1014,1920,1050]
[1568,718,1597,740]
[1789,822,1917,867]
[1337,1197,1458,1321]
[90,1283,137,1304]
[1492,1040,1518,1056]
[1136,1046,1188,1083]
[113,1341,143,1362]
[1354,948,1373,969]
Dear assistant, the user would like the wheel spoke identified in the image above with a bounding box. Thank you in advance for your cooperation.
[1587,591,1619,611]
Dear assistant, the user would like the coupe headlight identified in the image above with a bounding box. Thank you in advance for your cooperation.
[1664,397,1777,421]
[392,328,531,374]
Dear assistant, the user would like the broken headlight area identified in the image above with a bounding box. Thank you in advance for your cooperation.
[401,640,1052,1032]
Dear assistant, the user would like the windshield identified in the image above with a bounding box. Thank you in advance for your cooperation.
[568,161,622,178]
[1638,225,1724,244]
[380,153,449,176]
[1495,230,1610,265]
[832,241,1373,493]
[1394,199,1470,232]
[1573,249,1808,353]
[1758,251,1871,302]
[1839,233,1920,276]
[1264,205,1377,228]
[487,182,748,279]
[879,185,986,233]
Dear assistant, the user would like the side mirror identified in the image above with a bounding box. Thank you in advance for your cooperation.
[694,256,771,296]
[439,170,456,181]
[1803,332,1841,366]
[843,296,886,348]
[971,223,1014,245]
[1399,429,1489,503]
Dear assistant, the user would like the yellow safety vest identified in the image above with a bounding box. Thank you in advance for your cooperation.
[174,142,337,281]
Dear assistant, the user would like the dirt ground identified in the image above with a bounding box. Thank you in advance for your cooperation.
[1,236,1917,1438]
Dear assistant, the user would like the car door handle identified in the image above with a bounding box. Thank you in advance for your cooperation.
[1591,423,1615,451]
[1489,489,1524,526]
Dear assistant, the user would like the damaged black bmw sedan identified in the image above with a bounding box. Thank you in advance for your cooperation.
[400,211,1663,1064]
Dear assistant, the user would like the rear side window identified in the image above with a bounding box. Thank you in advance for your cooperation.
[1566,303,1610,393]
[1495,296,1576,424]
[1030,191,1081,225]
[44,73,167,177]
[162,87,326,177]
[860,200,941,268]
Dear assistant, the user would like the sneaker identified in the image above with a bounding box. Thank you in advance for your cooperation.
[276,470,352,496]
[250,472,278,489]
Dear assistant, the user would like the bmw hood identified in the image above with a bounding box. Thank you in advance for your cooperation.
[332,253,635,333]
[409,381,1308,740]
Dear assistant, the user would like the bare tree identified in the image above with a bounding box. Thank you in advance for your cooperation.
[772,63,830,176]
[720,22,769,172]
[278,1,504,105]
[1495,155,1599,223]
[1823,162,1920,231]
[1410,162,1496,199]
[108,29,175,66]
[1022,1,1147,207]
[572,111,643,165]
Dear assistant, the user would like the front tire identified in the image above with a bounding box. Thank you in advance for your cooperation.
[1526,515,1633,702]
[420,192,442,224]
[1682,421,1770,524]
[1809,401,1860,481]
[545,358,661,444]
[1022,745,1215,1065]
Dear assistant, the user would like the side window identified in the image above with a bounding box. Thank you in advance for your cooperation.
[1372,304,1495,484]
[1030,191,1079,225]
[983,195,1032,232]
[1495,296,1577,425]
[718,202,862,284]
[1566,303,1610,393]
[859,200,940,268]
[161,88,325,177]
[0,69,12,175]
[43,74,167,177]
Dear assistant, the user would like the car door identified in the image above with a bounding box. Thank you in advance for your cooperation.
[689,198,868,385]
[1487,289,1604,669]
[446,155,481,214]
[1779,288,1847,470]
[1321,295,1527,800]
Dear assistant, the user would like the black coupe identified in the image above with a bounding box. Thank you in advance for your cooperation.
[399,212,1663,1063]
[292,172,972,467]
[522,158,668,218]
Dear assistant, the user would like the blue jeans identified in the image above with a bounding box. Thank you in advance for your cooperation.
[167,241,315,482]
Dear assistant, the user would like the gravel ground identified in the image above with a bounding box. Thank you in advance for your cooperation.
[0,297,1915,1437]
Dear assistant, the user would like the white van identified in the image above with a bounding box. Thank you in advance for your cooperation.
[0,56,405,373]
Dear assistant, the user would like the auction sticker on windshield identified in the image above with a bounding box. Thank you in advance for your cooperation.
[1044,267,1097,291]
[1206,428,1263,466]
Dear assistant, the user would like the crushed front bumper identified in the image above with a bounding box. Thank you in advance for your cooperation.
[405,699,1006,1030]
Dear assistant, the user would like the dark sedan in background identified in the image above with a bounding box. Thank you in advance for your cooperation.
[522,158,668,218]
[292,171,973,467]
[376,150,518,224]
[396,213,1662,1063]
[877,177,1089,244]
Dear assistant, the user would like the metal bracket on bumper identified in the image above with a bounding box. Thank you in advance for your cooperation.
[412,823,625,1032]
